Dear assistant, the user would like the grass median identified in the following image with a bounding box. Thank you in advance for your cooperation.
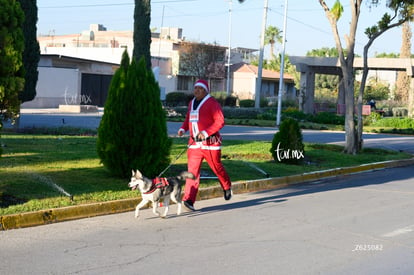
[0,132,411,215]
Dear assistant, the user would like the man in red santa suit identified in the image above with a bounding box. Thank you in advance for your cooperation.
[177,79,232,211]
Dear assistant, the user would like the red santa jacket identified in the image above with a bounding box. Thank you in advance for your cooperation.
[179,95,224,150]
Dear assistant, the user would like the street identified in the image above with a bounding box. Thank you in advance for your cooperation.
[1,164,413,274]
[1,110,414,274]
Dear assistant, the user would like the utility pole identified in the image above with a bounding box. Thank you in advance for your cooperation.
[276,0,288,126]
[255,0,268,108]
[226,0,233,96]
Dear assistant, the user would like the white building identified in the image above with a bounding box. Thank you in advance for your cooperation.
[33,24,293,109]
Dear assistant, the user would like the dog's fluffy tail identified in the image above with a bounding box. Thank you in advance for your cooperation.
[177,171,195,181]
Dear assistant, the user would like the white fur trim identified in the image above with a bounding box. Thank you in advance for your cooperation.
[194,82,209,92]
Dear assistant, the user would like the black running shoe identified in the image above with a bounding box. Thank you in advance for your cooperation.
[183,200,195,211]
[224,189,233,200]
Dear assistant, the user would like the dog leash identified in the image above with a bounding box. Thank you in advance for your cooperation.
[157,138,196,178]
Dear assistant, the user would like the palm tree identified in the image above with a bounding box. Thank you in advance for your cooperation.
[265,25,283,59]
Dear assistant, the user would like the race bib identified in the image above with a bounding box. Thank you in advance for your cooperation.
[189,110,199,122]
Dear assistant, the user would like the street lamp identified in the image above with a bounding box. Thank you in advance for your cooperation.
[276,0,288,126]
[255,0,268,109]
[226,0,233,96]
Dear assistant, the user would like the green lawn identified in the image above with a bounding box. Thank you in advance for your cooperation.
[0,133,411,215]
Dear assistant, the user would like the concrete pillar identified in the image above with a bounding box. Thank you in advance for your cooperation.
[299,70,315,114]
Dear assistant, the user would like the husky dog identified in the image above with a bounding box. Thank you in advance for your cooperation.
[128,170,195,218]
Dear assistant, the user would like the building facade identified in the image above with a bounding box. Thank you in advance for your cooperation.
[34,24,295,108]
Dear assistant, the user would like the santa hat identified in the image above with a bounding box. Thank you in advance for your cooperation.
[194,79,209,93]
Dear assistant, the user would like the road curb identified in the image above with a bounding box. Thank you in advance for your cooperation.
[1,158,414,230]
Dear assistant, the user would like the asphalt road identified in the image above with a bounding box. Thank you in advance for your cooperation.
[4,109,414,155]
[1,164,413,274]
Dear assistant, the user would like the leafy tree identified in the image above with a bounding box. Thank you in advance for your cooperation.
[17,0,40,103]
[97,51,171,178]
[178,41,226,79]
[318,0,359,154]
[265,25,283,59]
[356,0,414,150]
[319,0,414,154]
[355,78,390,101]
[375,52,400,58]
[0,0,25,125]
[307,47,339,57]
[133,0,151,70]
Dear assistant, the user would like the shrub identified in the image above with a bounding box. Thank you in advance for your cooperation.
[392,107,408,117]
[282,108,309,121]
[364,112,382,126]
[222,107,262,119]
[260,98,269,107]
[362,81,390,101]
[97,52,171,178]
[165,91,191,107]
[257,109,276,120]
[210,91,226,106]
[224,95,238,107]
[210,92,239,107]
[283,99,299,109]
[313,112,345,125]
[371,117,414,128]
[270,118,304,165]
[239,99,255,108]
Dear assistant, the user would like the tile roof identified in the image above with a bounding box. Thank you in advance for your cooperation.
[232,63,294,82]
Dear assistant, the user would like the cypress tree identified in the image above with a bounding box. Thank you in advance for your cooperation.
[133,0,151,70]
[0,0,25,122]
[17,0,40,103]
[270,118,305,165]
[97,51,171,178]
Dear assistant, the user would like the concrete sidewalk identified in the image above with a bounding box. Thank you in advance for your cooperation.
[1,158,413,230]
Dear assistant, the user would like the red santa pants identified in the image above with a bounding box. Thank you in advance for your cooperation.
[183,147,231,203]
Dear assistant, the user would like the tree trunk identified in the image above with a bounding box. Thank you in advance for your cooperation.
[409,78,414,118]
[343,61,357,154]
[133,0,152,70]
[319,0,361,154]
[395,22,411,103]
[356,45,370,153]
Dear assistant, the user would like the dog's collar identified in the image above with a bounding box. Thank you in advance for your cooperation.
[143,177,169,194]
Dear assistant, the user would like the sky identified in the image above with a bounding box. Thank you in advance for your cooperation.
[37,0,413,58]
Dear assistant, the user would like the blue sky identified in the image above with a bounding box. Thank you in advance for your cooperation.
[37,0,413,57]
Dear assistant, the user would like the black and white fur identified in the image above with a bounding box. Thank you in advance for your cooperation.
[128,170,195,218]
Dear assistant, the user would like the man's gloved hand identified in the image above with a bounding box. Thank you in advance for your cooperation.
[195,132,206,141]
